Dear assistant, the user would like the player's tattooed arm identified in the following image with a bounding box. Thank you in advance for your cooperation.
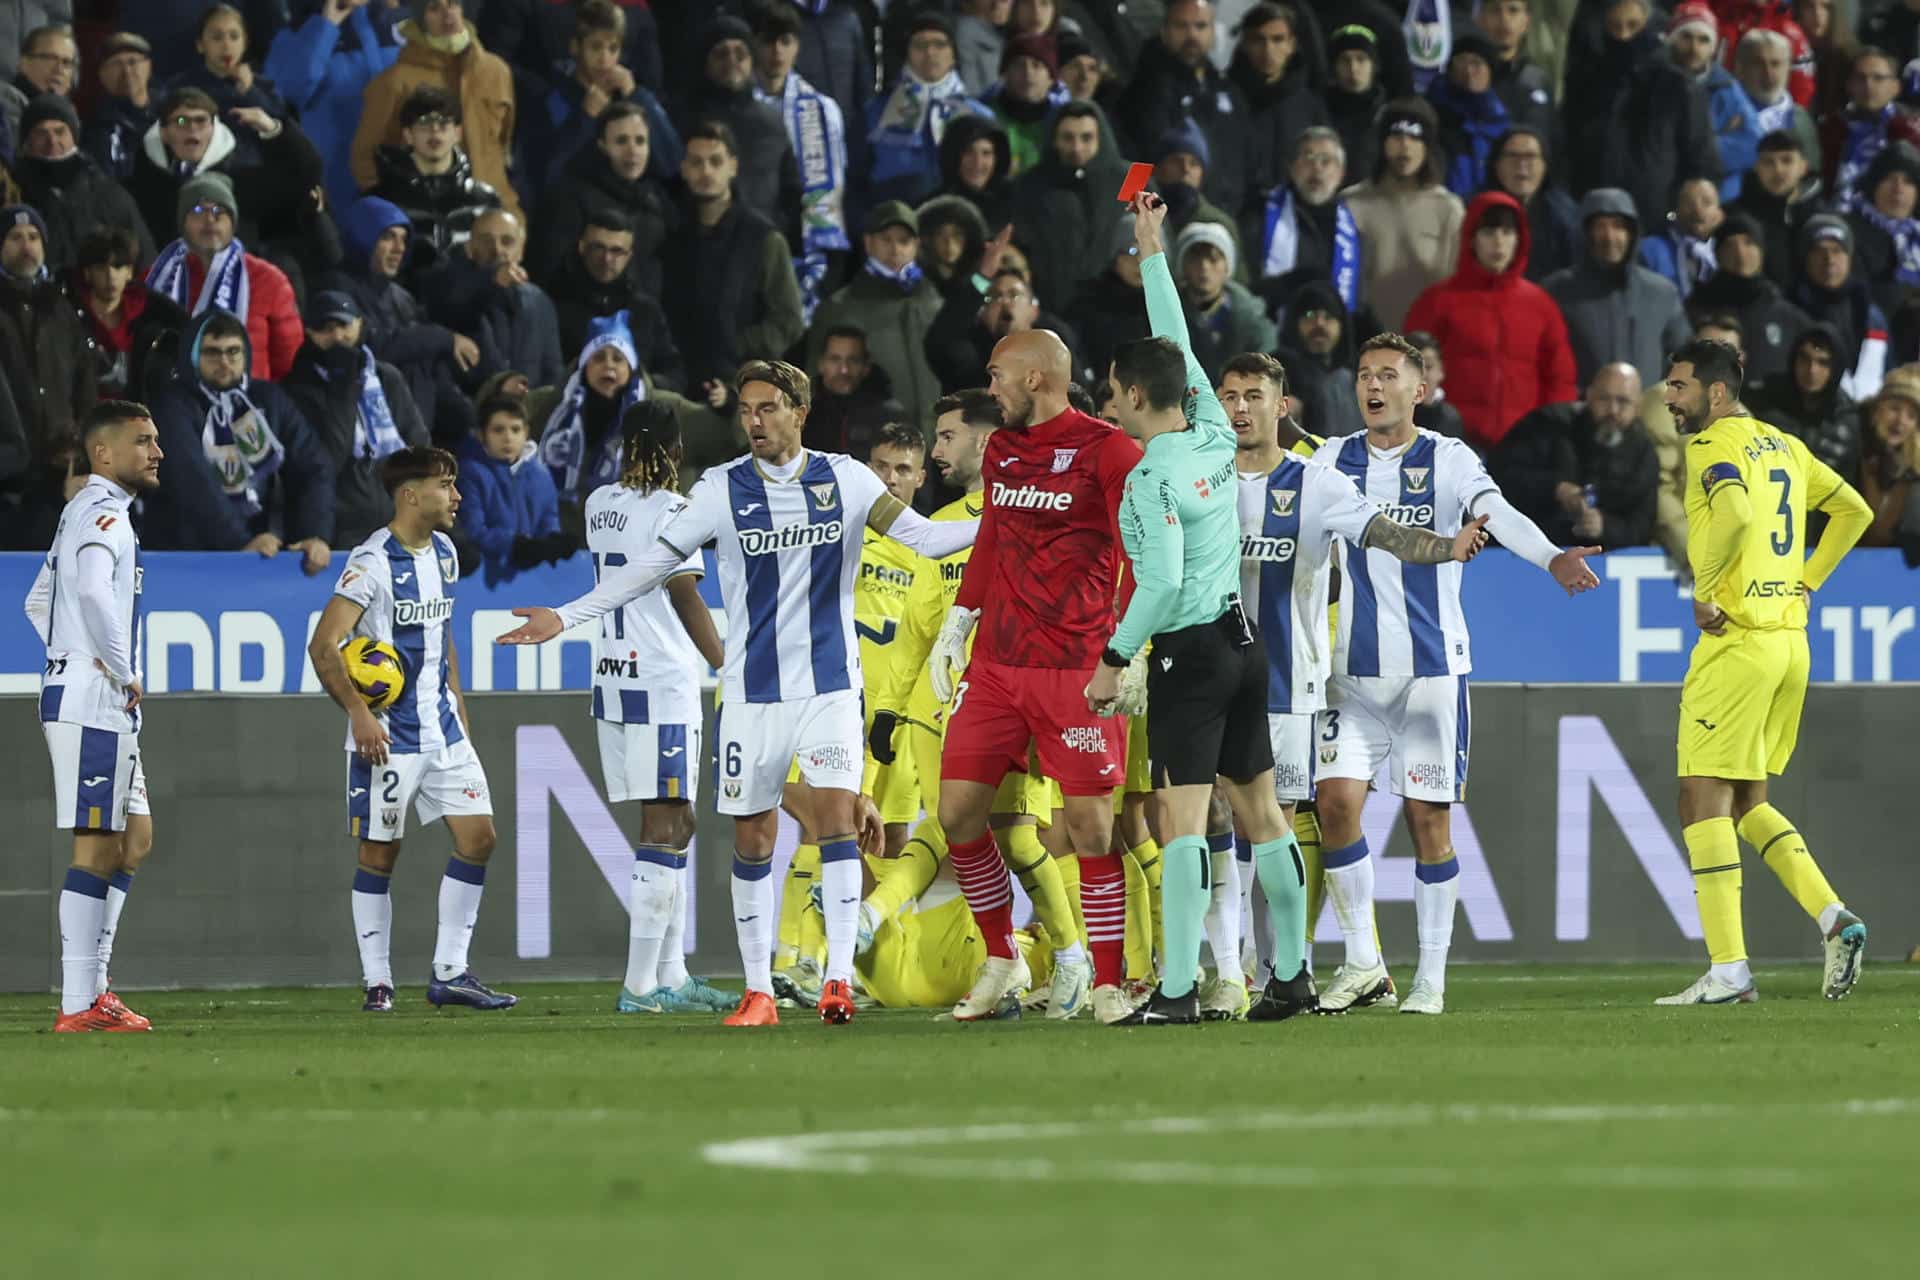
[1363,514,1487,564]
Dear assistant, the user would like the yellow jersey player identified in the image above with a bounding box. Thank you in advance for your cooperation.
[865,389,1091,1019]
[857,422,932,853]
[1659,338,1873,1006]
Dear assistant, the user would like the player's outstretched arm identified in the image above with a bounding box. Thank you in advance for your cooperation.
[1468,490,1601,596]
[666,573,725,670]
[1365,513,1489,564]
[870,498,978,558]
[498,536,688,644]
[308,595,391,764]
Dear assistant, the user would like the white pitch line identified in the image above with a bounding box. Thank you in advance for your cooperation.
[701,1098,1920,1192]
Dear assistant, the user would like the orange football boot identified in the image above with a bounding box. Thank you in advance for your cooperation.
[96,991,152,1029]
[53,996,151,1032]
[722,990,780,1026]
[817,979,855,1025]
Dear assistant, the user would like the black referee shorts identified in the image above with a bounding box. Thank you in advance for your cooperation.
[1146,599,1274,788]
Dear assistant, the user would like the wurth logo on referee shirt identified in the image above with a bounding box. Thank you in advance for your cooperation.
[990,482,1073,511]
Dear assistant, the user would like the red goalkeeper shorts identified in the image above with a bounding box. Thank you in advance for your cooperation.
[941,659,1128,796]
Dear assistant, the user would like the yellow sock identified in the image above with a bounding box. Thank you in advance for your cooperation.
[1684,818,1746,964]
[1129,838,1164,966]
[1737,804,1840,925]
[1122,849,1151,979]
[1057,853,1086,952]
[1293,808,1324,945]
[867,829,945,920]
[1002,824,1080,950]
[774,843,820,967]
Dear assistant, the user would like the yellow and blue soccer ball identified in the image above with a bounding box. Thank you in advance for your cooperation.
[343,638,405,711]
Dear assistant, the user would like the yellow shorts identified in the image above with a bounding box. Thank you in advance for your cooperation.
[1677,627,1809,781]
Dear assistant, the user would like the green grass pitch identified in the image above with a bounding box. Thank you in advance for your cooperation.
[3,965,1916,1279]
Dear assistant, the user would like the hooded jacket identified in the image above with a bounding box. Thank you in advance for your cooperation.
[1277,278,1365,441]
[1789,217,1889,401]
[1481,125,1583,282]
[143,309,335,551]
[350,19,518,211]
[125,115,329,267]
[915,194,991,295]
[526,142,676,296]
[280,327,431,549]
[454,431,561,588]
[1542,187,1692,386]
[1427,73,1511,200]
[1404,190,1579,450]
[1696,59,1761,204]
[1746,322,1864,487]
[934,113,1015,230]
[1010,104,1130,322]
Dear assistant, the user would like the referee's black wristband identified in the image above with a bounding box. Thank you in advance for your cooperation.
[1101,646,1131,669]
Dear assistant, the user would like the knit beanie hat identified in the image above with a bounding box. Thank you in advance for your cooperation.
[19,93,79,141]
[1,204,48,244]
[177,171,239,231]
[1175,221,1237,277]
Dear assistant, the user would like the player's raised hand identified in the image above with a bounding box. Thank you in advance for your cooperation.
[350,703,390,765]
[1549,546,1602,596]
[498,606,563,645]
[1452,514,1490,563]
[979,223,1015,278]
[1131,191,1168,258]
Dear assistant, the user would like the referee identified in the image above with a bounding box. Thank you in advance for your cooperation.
[1084,195,1304,1026]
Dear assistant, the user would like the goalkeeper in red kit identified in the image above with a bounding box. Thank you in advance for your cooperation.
[927,328,1147,1025]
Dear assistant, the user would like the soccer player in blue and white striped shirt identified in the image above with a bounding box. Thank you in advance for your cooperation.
[502,360,978,1027]
[1311,333,1600,1016]
[310,448,516,1015]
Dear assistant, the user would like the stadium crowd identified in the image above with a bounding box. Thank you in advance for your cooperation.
[0,0,1918,566]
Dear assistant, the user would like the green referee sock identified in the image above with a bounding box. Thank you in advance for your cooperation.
[1159,835,1210,999]
[1251,833,1308,978]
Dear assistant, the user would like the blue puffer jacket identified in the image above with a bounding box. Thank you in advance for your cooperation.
[455,432,560,587]
[264,3,404,212]
[1700,62,1760,204]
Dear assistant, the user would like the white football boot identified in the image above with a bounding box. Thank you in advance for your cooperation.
[952,953,1031,1021]
[1315,961,1395,1013]
[1655,972,1759,1005]
[1046,956,1092,1020]
[1822,912,1866,1000]
[1398,978,1444,1015]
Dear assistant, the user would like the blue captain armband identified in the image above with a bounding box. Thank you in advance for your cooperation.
[1700,462,1743,497]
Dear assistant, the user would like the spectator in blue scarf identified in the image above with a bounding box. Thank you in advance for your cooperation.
[1428,34,1512,200]
[144,307,337,563]
[266,0,407,213]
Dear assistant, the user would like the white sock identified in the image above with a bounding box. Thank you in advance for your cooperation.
[732,855,775,995]
[1709,960,1753,988]
[658,859,691,990]
[819,839,862,984]
[1203,846,1243,984]
[432,857,487,981]
[1413,860,1460,993]
[1817,902,1844,935]
[351,868,394,988]
[1323,840,1381,971]
[624,847,681,994]
[59,871,108,1015]
[96,872,133,996]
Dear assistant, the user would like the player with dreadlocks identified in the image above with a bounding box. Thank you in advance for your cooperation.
[584,402,733,1014]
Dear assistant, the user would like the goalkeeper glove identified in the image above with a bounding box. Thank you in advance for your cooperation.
[868,710,899,766]
[1113,649,1149,717]
[929,606,978,704]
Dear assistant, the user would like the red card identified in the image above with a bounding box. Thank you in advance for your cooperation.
[1116,162,1153,203]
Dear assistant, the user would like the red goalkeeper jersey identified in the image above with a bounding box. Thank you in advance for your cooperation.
[956,407,1142,670]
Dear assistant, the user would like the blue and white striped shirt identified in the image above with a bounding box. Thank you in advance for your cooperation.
[333,528,464,754]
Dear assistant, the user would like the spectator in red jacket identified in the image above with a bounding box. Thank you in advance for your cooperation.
[1403,189,1577,451]
[141,171,302,381]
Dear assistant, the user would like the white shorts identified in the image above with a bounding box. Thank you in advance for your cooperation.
[44,722,139,832]
[596,719,701,805]
[1267,712,1318,804]
[347,738,493,842]
[715,689,863,816]
[1316,674,1470,803]
[127,756,149,818]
